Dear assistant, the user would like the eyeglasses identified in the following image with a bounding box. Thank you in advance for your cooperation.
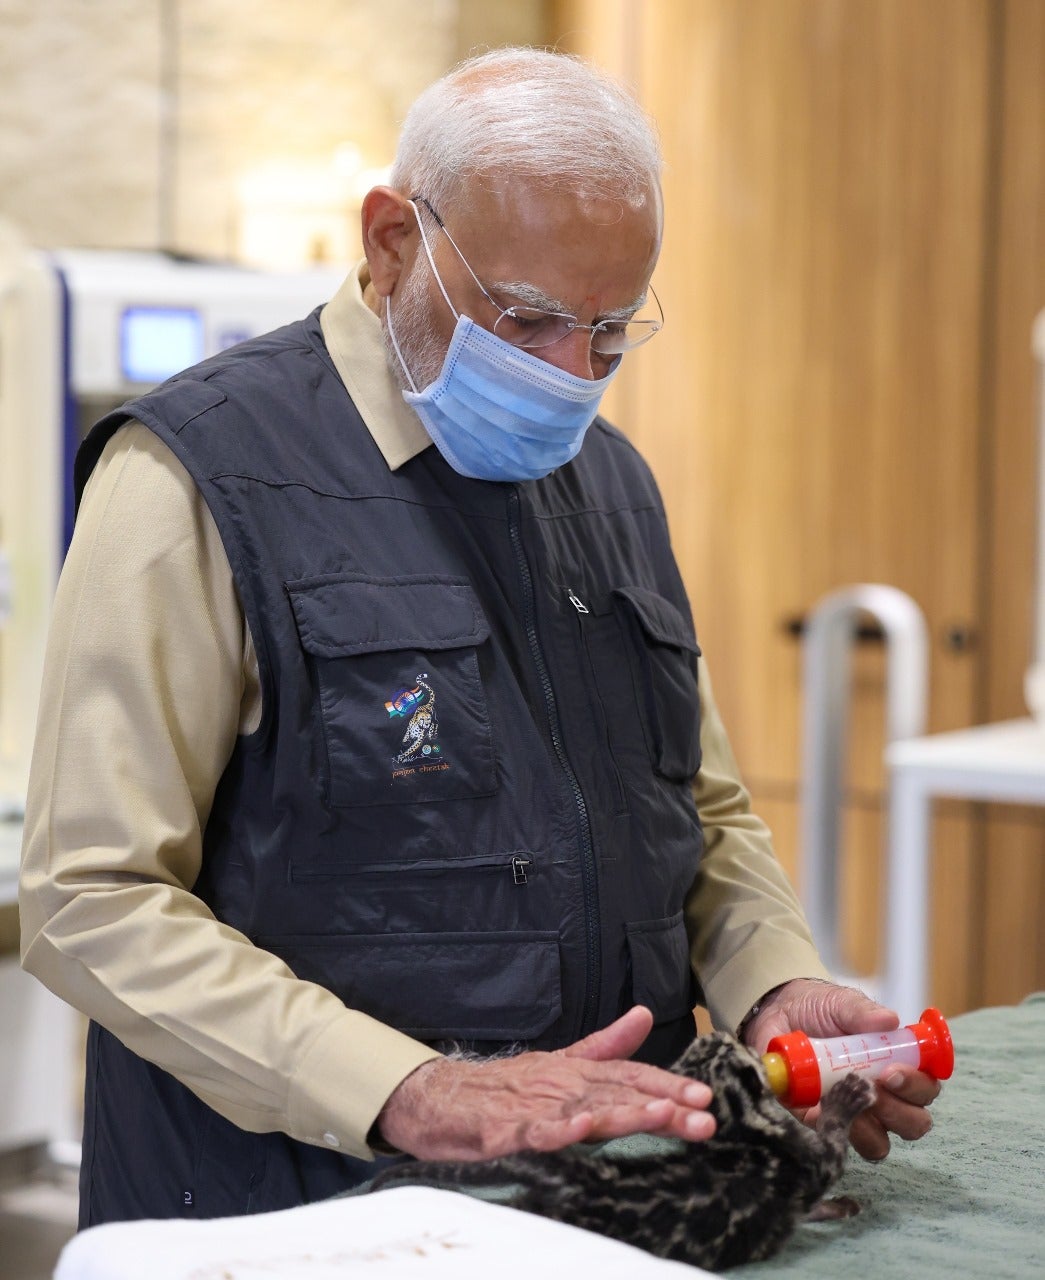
[411,195,663,357]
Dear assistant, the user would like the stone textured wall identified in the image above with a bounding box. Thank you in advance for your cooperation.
[0,0,548,262]
[0,0,164,250]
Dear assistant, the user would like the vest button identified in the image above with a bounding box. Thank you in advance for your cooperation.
[322,1132,341,1149]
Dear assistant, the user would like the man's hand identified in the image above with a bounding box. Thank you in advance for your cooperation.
[741,978,942,1161]
[376,1005,715,1161]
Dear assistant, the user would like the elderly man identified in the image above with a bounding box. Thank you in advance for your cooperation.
[20,48,938,1227]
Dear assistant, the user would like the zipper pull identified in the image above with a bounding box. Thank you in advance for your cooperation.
[567,588,589,615]
[511,856,531,885]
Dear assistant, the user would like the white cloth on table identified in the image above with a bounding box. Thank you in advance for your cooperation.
[55,1185,710,1279]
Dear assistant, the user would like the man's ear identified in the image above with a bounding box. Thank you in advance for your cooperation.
[361,187,414,298]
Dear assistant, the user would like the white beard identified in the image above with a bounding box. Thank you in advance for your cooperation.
[381,259,448,393]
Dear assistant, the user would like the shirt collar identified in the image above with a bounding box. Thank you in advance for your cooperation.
[319,260,433,471]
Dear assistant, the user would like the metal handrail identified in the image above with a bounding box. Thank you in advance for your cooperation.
[799,584,929,984]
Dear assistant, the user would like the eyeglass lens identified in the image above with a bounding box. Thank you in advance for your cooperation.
[493,307,661,355]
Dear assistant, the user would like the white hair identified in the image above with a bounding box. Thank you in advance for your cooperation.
[389,47,662,218]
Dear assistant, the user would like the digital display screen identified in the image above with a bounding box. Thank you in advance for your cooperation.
[120,306,204,383]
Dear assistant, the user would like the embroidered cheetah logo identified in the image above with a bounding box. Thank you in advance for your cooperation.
[386,674,440,764]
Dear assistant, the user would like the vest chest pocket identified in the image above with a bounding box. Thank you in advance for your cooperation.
[613,586,702,783]
[287,574,497,807]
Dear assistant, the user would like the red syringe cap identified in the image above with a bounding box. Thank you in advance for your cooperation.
[908,1007,955,1080]
[764,1030,821,1107]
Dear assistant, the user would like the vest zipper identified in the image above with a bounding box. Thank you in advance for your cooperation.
[290,854,534,881]
[508,489,601,1038]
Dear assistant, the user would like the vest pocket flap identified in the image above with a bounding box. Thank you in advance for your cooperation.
[261,930,562,1041]
[613,588,701,782]
[614,586,700,654]
[626,912,695,1022]
[287,575,490,657]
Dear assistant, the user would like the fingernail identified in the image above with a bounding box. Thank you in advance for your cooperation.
[683,1082,709,1104]
[685,1112,713,1137]
[884,1072,904,1091]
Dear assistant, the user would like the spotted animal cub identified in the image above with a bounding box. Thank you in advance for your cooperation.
[370,1030,875,1271]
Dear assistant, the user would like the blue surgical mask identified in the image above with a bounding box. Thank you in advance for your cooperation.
[388,306,618,482]
[385,212,619,482]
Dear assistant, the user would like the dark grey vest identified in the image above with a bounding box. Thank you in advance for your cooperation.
[73,310,704,1224]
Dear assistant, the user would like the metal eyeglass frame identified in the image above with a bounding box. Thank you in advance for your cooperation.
[410,194,664,356]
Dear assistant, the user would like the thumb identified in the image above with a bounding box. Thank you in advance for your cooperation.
[562,1006,654,1062]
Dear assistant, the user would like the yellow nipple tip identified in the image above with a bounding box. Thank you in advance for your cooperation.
[762,1051,790,1098]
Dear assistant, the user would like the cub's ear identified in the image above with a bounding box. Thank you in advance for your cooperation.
[671,1030,733,1081]
[361,187,416,298]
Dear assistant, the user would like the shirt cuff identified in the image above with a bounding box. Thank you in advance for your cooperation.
[286,1009,440,1159]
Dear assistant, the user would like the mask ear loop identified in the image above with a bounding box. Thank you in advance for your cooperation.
[386,198,461,394]
[409,199,459,320]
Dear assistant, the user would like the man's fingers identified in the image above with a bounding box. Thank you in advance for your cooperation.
[849,1109,892,1161]
[518,1055,713,1125]
[575,1061,713,1113]
[837,1069,938,1160]
[564,1027,715,1112]
[581,1098,716,1144]
[520,1110,595,1152]
[870,1070,938,1142]
[524,1098,716,1150]
[880,1067,942,1109]
[563,1005,654,1062]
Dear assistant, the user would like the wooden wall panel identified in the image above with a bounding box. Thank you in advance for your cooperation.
[980,808,1045,1005]
[981,0,1045,1009]
[548,0,1045,1013]
[985,0,1045,723]
[629,0,989,782]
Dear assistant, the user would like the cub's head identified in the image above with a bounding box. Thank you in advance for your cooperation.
[672,1031,774,1129]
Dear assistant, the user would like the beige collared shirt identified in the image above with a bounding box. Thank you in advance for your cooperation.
[19,262,827,1160]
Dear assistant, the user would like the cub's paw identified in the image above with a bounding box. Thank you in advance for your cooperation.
[824,1072,876,1123]
[806,1194,862,1222]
